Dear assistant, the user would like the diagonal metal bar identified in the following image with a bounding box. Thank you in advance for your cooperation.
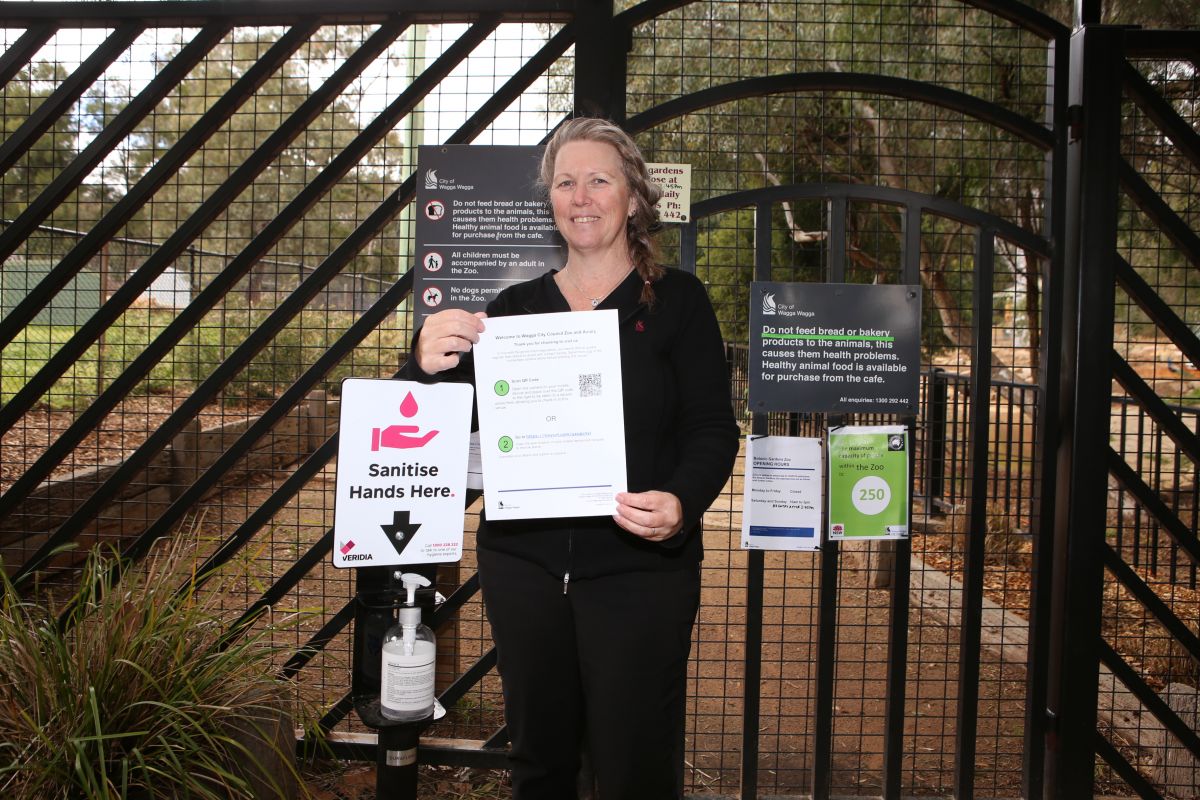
[0,29,407,534]
[172,360,472,601]
[429,571,480,630]
[1111,353,1200,466]
[187,437,340,592]
[482,725,510,750]
[1114,255,1200,375]
[1095,732,1163,800]
[0,25,55,89]
[0,19,406,442]
[316,691,356,736]
[1106,449,1200,568]
[132,21,569,561]
[0,20,322,350]
[231,530,336,635]
[0,22,143,176]
[7,19,577,584]
[1122,62,1200,174]
[0,1,573,26]
[1101,544,1200,675]
[0,23,232,268]
[278,599,356,680]
[1118,159,1200,273]
[437,648,498,711]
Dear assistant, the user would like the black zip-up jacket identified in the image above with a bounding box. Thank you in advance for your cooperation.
[404,267,739,579]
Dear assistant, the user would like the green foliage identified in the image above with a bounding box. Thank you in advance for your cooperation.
[111,30,406,280]
[177,308,407,401]
[0,544,317,799]
[620,0,1062,360]
[1,307,406,408]
[1,63,82,225]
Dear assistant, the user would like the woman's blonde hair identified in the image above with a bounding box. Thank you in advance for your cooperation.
[538,117,664,306]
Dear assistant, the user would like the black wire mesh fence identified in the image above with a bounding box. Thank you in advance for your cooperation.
[1,2,1197,798]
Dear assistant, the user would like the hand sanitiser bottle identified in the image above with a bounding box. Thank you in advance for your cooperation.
[380,573,436,721]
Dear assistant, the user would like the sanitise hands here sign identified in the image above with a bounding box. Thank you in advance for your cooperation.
[332,379,473,567]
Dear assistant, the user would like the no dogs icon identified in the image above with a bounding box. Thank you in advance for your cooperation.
[422,286,443,308]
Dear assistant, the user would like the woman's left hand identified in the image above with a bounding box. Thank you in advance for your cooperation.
[614,491,684,542]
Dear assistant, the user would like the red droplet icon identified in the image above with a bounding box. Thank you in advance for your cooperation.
[400,391,419,418]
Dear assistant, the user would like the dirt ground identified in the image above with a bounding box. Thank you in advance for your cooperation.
[0,392,270,491]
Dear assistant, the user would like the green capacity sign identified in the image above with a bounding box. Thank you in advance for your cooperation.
[827,425,910,540]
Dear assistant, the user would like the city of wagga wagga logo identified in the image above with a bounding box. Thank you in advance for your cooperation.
[767,303,815,318]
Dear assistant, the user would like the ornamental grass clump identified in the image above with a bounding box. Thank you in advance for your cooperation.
[0,545,312,799]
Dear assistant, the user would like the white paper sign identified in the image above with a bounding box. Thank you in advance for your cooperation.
[741,435,823,551]
[647,163,691,224]
[466,430,483,491]
[472,310,627,520]
[333,379,473,567]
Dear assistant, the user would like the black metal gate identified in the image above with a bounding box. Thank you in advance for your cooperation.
[1,1,1197,797]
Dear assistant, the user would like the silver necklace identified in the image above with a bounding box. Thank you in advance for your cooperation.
[563,267,632,308]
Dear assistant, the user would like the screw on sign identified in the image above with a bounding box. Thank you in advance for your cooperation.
[422,287,443,308]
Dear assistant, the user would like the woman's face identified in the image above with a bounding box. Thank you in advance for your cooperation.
[549,139,637,260]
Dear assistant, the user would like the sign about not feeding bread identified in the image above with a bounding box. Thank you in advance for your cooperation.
[748,282,921,414]
[413,145,563,323]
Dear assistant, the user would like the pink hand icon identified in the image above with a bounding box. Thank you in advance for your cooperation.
[372,425,440,451]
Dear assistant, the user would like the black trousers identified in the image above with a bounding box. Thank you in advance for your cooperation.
[477,546,701,800]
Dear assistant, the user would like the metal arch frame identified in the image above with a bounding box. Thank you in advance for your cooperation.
[617,49,1064,800]
[625,72,1054,153]
[684,181,1049,800]
[689,182,1051,258]
[614,0,1067,41]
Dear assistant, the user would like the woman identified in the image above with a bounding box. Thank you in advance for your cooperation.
[407,118,738,799]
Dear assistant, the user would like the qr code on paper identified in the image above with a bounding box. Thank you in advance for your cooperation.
[579,372,602,397]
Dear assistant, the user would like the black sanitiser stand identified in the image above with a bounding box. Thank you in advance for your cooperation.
[351,564,439,799]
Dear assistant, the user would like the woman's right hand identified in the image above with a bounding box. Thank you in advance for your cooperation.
[415,309,487,374]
